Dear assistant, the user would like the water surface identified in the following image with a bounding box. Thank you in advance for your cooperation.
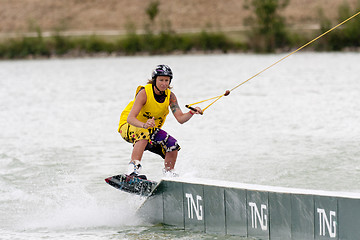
[0,53,359,239]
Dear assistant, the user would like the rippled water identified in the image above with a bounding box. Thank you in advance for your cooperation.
[0,53,359,239]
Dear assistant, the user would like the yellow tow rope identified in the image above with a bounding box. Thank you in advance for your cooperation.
[186,10,360,114]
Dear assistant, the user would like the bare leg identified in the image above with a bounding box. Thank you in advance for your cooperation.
[131,139,148,162]
[164,150,178,170]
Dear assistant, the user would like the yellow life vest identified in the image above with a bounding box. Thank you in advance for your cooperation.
[118,84,171,131]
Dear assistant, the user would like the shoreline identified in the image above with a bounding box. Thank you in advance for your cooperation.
[2,48,359,62]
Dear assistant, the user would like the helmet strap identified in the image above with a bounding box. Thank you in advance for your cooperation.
[153,78,166,95]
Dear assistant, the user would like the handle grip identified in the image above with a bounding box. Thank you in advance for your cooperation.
[185,105,203,115]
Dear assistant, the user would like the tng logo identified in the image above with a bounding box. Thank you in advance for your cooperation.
[185,193,203,220]
[317,208,337,238]
[249,202,268,231]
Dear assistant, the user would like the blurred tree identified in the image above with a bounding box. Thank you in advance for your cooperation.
[244,0,290,52]
[317,2,360,51]
[146,1,160,22]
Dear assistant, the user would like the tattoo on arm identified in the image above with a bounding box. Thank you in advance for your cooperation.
[170,93,180,114]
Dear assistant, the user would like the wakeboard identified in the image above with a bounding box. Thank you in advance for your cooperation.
[105,174,157,196]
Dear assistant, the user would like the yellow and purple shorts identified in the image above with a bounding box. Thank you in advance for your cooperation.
[119,123,180,159]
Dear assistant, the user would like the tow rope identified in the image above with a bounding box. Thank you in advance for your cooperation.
[186,10,360,114]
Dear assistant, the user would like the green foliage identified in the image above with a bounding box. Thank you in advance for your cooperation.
[0,31,50,59]
[78,35,114,53]
[120,33,142,55]
[1,0,360,59]
[0,28,240,59]
[52,33,74,55]
[146,1,160,22]
[194,31,234,53]
[317,1,360,51]
[336,2,360,48]
[244,0,290,52]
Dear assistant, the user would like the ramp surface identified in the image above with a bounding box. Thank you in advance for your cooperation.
[138,177,360,239]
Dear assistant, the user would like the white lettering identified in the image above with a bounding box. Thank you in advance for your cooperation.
[317,208,337,238]
[185,193,203,220]
[249,202,268,230]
